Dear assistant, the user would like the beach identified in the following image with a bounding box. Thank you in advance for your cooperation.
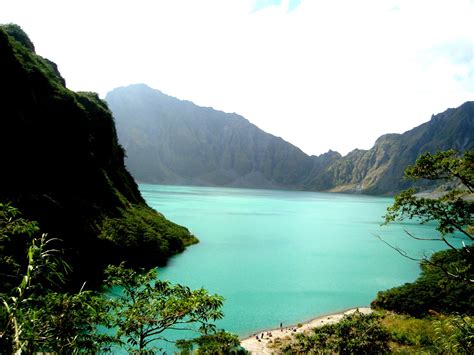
[240,307,372,354]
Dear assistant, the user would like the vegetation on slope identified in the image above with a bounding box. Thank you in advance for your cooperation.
[372,247,474,317]
[373,150,473,316]
[0,24,196,287]
[0,204,235,353]
[268,149,473,354]
[276,311,473,354]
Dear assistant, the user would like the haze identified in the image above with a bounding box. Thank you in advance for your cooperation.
[2,0,473,155]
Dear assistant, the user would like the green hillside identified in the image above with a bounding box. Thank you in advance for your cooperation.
[0,25,196,288]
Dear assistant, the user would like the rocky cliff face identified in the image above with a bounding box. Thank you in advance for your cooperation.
[326,102,474,194]
[0,25,196,287]
[107,86,473,196]
[106,84,327,189]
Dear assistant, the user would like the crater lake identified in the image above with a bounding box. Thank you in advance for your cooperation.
[140,184,455,340]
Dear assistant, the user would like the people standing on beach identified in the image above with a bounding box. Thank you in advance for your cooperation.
[280,322,282,330]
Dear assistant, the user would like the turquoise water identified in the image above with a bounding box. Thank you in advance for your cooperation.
[140,184,453,341]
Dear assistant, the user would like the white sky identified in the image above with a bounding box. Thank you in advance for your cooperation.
[1,0,473,156]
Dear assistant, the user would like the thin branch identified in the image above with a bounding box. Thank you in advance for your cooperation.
[405,227,462,252]
[452,223,474,241]
[374,234,421,262]
[142,335,175,348]
[374,234,473,283]
[403,229,443,241]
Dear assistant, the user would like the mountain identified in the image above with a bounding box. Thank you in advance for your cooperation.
[0,25,196,287]
[106,84,339,189]
[322,102,474,194]
[107,84,473,195]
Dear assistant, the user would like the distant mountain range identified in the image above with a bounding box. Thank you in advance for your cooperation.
[106,84,474,195]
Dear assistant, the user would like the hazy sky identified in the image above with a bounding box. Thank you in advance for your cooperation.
[2,0,473,156]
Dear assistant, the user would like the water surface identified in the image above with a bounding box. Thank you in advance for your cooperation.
[140,184,451,339]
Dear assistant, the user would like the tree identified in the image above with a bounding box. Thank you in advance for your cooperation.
[371,247,474,316]
[381,149,473,283]
[1,204,235,353]
[104,263,226,352]
[433,314,474,354]
[176,330,245,354]
[25,290,113,353]
[0,202,67,353]
[281,311,390,354]
[0,202,41,293]
[0,204,110,353]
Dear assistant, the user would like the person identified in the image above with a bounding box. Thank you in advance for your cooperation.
[280,322,282,330]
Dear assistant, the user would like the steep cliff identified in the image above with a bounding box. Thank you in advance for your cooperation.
[106,84,323,189]
[107,84,473,195]
[0,25,196,286]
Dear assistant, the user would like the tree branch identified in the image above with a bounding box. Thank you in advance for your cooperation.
[374,234,473,283]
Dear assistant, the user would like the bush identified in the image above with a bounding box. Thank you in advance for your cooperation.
[282,311,390,354]
[433,314,474,354]
[372,247,474,317]
[99,205,197,266]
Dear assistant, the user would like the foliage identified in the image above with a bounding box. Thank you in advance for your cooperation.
[372,149,474,352]
[380,312,437,352]
[377,150,473,317]
[2,24,35,52]
[176,330,245,354]
[433,314,474,354]
[0,25,197,288]
[0,204,62,352]
[381,312,473,354]
[104,263,225,352]
[281,311,390,354]
[372,247,474,316]
[276,311,471,354]
[0,204,109,353]
[1,234,63,352]
[0,202,40,293]
[22,291,114,353]
[384,150,473,248]
[99,205,197,266]
[0,205,233,353]
[404,149,473,191]
[0,204,107,353]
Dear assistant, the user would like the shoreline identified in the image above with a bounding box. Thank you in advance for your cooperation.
[240,307,372,354]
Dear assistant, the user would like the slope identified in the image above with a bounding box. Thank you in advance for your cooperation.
[106,84,337,189]
[0,25,196,288]
[323,102,474,194]
[108,84,473,195]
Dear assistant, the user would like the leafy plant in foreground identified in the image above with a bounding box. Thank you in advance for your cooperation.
[0,204,111,353]
[381,150,473,283]
[176,330,245,354]
[433,314,474,354]
[104,263,225,352]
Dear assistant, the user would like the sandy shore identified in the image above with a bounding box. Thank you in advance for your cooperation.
[240,307,372,354]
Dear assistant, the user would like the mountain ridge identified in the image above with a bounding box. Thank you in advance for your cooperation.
[107,84,473,195]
